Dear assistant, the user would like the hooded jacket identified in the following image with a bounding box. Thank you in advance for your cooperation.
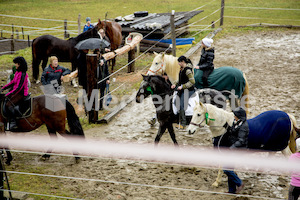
[229,107,249,148]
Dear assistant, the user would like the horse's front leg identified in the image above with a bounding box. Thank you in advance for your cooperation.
[167,123,178,146]
[212,167,223,187]
[4,148,12,165]
[154,123,167,146]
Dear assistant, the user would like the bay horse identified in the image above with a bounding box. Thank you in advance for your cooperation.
[187,102,300,186]
[32,20,102,81]
[0,92,85,164]
[136,75,229,146]
[97,19,122,72]
[147,52,250,113]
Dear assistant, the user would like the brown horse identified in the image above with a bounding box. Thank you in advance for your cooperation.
[31,20,102,81]
[97,19,122,71]
[0,93,85,164]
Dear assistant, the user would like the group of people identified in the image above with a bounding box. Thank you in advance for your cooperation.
[1,27,299,198]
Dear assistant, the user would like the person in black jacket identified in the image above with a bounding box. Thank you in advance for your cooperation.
[97,57,110,110]
[223,106,249,194]
[41,56,71,94]
[195,38,215,87]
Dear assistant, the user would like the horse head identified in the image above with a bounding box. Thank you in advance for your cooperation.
[136,75,172,103]
[147,52,166,76]
[187,102,208,134]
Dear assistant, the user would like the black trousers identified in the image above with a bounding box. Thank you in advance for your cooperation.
[202,69,214,87]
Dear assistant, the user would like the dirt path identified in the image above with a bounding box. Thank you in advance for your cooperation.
[8,30,300,200]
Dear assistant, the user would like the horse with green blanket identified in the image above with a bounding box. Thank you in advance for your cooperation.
[147,52,250,112]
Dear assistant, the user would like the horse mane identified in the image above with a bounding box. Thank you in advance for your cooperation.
[163,55,180,84]
[149,75,172,91]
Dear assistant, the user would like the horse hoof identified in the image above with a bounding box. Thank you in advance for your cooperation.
[36,80,40,84]
[75,157,81,164]
[5,160,11,166]
[41,154,50,161]
[212,182,219,187]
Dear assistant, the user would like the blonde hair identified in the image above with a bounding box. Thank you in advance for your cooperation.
[49,56,58,65]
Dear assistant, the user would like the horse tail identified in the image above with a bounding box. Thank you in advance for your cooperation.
[66,100,85,138]
[242,73,250,115]
[287,113,299,153]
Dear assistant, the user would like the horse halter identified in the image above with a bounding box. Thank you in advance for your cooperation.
[190,106,215,128]
[147,59,165,75]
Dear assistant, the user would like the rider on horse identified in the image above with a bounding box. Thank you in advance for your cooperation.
[195,38,215,87]
[1,57,29,130]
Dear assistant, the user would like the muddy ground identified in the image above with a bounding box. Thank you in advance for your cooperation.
[7,30,300,200]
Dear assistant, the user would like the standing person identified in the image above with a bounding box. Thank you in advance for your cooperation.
[1,57,29,130]
[41,56,71,94]
[171,55,195,130]
[98,29,111,54]
[195,38,215,87]
[97,57,110,110]
[288,138,300,200]
[219,107,248,194]
[83,17,94,32]
[77,49,89,90]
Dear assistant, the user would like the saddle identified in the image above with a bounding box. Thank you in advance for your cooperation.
[1,94,33,119]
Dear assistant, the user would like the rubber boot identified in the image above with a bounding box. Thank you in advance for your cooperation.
[7,106,17,130]
[177,110,186,130]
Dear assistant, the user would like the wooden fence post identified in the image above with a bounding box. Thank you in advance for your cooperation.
[211,21,215,28]
[11,24,14,37]
[27,35,30,47]
[64,19,68,39]
[16,30,19,39]
[1,30,2,39]
[10,35,14,53]
[22,27,24,39]
[86,54,99,123]
[220,0,225,26]
[128,49,135,73]
[170,10,176,56]
[78,14,81,34]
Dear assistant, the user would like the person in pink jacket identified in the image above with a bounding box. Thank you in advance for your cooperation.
[288,138,300,200]
[1,57,29,130]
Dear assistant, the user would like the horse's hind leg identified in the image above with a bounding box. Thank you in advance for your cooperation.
[41,129,57,161]
[57,129,81,163]
[32,57,42,81]
[167,124,178,146]
[212,168,223,187]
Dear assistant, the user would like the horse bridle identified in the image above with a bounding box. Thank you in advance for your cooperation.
[190,106,230,130]
[147,59,165,75]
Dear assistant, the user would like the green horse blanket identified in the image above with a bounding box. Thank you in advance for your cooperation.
[194,66,246,98]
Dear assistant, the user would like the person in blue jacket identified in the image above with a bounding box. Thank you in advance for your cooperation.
[83,17,94,32]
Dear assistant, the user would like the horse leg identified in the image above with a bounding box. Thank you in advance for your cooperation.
[167,124,178,146]
[111,57,116,72]
[57,129,81,163]
[288,113,300,153]
[32,57,42,82]
[154,123,167,146]
[241,73,250,115]
[41,129,57,161]
[4,148,12,165]
[212,167,223,187]
[71,62,78,87]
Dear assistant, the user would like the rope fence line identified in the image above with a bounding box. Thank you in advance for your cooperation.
[0,13,77,23]
[191,18,221,37]
[225,6,300,11]
[224,16,300,22]
[0,189,83,200]
[1,135,297,200]
[0,171,284,200]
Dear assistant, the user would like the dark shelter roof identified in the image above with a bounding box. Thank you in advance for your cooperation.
[118,11,203,38]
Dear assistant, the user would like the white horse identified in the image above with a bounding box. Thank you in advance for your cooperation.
[147,52,251,113]
[187,102,300,187]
